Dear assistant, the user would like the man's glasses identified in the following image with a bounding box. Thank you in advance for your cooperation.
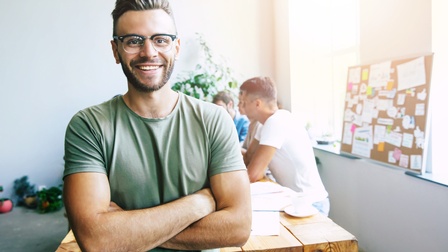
[113,33,177,54]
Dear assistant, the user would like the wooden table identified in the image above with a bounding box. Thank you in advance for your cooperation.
[57,212,357,252]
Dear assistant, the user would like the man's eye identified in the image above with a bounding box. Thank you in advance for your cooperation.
[153,37,169,45]
[126,37,144,46]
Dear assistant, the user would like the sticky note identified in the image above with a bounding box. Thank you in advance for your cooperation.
[377,142,385,152]
[387,81,394,90]
[362,69,369,80]
[351,124,356,133]
[366,86,372,96]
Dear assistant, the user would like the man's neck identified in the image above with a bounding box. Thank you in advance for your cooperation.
[258,107,278,124]
[123,85,179,119]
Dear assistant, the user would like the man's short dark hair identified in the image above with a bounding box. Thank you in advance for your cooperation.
[213,90,234,106]
[240,76,277,104]
[111,0,176,36]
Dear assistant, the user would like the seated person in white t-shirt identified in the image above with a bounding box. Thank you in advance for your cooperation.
[239,76,330,216]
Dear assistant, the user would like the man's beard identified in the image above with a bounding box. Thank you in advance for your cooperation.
[118,54,174,93]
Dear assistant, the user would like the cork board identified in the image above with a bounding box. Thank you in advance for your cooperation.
[340,54,433,173]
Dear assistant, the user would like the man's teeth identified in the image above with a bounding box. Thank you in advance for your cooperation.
[138,65,159,70]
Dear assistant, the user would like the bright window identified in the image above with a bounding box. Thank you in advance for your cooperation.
[289,0,359,142]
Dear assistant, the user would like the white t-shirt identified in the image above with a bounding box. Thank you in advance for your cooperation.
[255,110,328,202]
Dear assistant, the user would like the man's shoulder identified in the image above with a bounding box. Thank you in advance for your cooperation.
[179,93,225,115]
[70,95,123,125]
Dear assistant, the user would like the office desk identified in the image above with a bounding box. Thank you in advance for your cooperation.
[56,212,357,252]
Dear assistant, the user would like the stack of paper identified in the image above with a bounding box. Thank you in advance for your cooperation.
[250,182,296,211]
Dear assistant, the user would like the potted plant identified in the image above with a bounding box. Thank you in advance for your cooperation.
[172,33,239,102]
[37,185,63,213]
[0,185,13,214]
[13,176,37,208]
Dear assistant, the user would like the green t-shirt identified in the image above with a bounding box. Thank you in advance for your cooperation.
[64,93,246,211]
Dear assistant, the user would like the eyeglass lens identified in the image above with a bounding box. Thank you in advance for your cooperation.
[122,35,174,54]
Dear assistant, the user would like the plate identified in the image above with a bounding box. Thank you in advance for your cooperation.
[284,205,318,218]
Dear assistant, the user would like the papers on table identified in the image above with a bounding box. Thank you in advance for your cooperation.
[250,182,298,236]
[251,211,279,236]
[250,181,296,211]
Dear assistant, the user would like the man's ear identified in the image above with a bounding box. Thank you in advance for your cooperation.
[174,37,181,60]
[111,40,120,64]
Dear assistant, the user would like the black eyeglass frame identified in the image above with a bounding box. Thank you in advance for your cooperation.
[112,33,177,53]
[113,33,177,43]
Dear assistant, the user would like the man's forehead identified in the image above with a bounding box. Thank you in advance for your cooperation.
[116,9,176,34]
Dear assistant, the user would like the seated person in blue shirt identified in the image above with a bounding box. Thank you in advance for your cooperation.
[213,91,249,144]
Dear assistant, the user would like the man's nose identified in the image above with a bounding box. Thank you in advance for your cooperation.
[139,39,158,57]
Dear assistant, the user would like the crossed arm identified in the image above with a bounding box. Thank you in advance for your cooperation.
[63,170,251,251]
[243,139,277,182]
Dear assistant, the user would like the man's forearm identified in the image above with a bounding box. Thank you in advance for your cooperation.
[161,205,251,250]
[69,189,215,252]
[161,171,252,250]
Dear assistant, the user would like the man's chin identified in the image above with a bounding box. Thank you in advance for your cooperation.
[130,80,166,93]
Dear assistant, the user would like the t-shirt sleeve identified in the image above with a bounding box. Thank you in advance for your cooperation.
[207,108,247,177]
[257,114,287,149]
[63,112,107,179]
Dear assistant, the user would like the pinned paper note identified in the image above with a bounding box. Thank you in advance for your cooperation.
[415,103,425,116]
[402,133,414,148]
[410,155,422,170]
[343,122,354,145]
[388,151,397,163]
[387,81,394,90]
[402,115,415,130]
[417,88,427,101]
[414,126,425,149]
[362,68,369,81]
[348,67,361,84]
[352,126,373,158]
[369,61,391,87]
[399,154,409,168]
[393,148,402,161]
[397,56,426,90]
[397,93,406,105]
[377,142,385,152]
[374,125,386,144]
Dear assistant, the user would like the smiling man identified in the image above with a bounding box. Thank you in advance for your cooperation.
[62,1,251,251]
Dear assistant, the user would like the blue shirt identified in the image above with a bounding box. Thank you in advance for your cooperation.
[234,112,249,143]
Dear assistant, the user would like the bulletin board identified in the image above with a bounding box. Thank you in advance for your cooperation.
[340,54,433,173]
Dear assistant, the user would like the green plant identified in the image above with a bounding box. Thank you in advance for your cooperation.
[13,176,36,206]
[0,185,5,202]
[37,185,63,213]
[172,33,239,102]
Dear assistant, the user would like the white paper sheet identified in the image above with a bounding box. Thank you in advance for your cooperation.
[250,182,296,211]
[251,211,280,236]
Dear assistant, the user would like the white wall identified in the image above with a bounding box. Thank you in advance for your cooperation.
[315,149,448,251]
[359,0,431,63]
[170,0,275,84]
[315,0,448,251]
[0,0,124,197]
[0,1,274,198]
[431,0,448,178]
